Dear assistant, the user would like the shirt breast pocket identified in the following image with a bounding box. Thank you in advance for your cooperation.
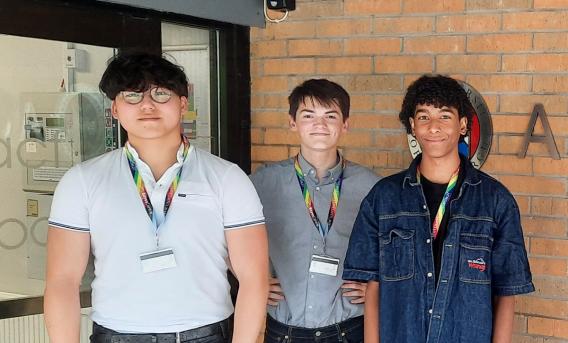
[459,233,493,284]
[379,228,415,281]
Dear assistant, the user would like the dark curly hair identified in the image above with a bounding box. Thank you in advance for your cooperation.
[288,79,350,122]
[399,74,474,134]
[99,53,188,100]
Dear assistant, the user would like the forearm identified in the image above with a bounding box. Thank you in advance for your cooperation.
[492,295,515,343]
[232,279,268,343]
[364,281,380,343]
[44,280,81,343]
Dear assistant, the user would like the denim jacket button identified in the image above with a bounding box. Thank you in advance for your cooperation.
[427,272,433,278]
[428,309,433,314]
[422,204,427,209]
[426,239,431,244]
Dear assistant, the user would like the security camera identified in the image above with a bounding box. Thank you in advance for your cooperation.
[267,0,295,11]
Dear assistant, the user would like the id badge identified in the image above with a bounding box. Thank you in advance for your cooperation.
[139,248,177,273]
[309,255,339,276]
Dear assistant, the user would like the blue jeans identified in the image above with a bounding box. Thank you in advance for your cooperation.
[90,318,232,343]
[264,315,363,343]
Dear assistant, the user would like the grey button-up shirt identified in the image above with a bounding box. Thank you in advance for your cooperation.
[251,154,379,328]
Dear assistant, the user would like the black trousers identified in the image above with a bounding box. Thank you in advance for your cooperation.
[90,317,232,343]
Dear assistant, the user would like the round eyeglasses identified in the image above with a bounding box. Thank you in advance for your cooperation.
[120,87,172,104]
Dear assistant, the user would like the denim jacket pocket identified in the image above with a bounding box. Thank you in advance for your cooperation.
[459,233,493,284]
[379,228,415,281]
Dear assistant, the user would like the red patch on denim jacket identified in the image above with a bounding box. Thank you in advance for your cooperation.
[467,258,486,272]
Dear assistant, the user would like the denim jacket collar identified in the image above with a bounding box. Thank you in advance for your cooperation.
[403,153,481,190]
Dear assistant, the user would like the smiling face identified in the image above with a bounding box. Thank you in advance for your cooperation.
[111,87,187,142]
[409,104,467,161]
[290,97,349,154]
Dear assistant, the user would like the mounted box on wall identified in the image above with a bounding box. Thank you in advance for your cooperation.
[267,0,295,11]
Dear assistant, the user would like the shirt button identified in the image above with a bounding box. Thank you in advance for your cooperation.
[310,275,314,279]
[428,309,433,314]
[422,204,427,210]
[315,186,320,191]
[308,305,313,309]
[313,245,318,249]
[309,170,315,175]
[315,331,322,337]
[426,239,431,244]
[427,272,433,278]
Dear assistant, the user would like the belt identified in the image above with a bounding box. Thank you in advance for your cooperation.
[266,315,363,339]
[92,317,231,343]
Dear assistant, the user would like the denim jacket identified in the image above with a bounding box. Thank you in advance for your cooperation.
[343,155,534,343]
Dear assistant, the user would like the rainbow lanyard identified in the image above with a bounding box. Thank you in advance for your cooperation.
[417,166,460,240]
[294,155,345,237]
[124,135,190,227]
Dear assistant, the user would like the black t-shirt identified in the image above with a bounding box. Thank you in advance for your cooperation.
[420,162,465,284]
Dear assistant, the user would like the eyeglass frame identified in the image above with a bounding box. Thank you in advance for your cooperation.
[119,86,174,105]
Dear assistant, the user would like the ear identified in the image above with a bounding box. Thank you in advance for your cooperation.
[342,117,350,133]
[459,116,468,135]
[289,116,298,131]
[409,117,416,136]
[111,100,119,120]
[179,96,188,117]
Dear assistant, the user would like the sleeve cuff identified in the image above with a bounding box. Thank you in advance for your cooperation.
[492,282,535,296]
[224,218,265,230]
[48,221,90,232]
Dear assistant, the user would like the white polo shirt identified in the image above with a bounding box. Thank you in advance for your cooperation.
[48,144,265,333]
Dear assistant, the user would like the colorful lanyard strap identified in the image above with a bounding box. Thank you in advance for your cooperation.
[124,135,190,225]
[417,166,460,240]
[294,155,345,237]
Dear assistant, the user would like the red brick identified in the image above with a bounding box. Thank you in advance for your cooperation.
[347,75,403,92]
[436,14,501,33]
[503,54,568,73]
[343,149,388,168]
[492,115,528,133]
[534,33,568,51]
[533,277,568,298]
[516,195,530,215]
[531,238,568,257]
[349,114,384,129]
[503,11,568,31]
[467,0,532,10]
[251,77,289,93]
[344,0,401,15]
[345,38,401,55]
[251,25,275,41]
[251,128,264,144]
[273,22,316,39]
[316,19,372,37]
[528,317,568,339]
[523,217,568,237]
[264,58,315,75]
[288,1,343,20]
[288,39,342,57]
[263,128,299,145]
[466,75,531,93]
[498,175,566,195]
[374,17,434,34]
[251,111,290,127]
[529,257,568,276]
[375,95,404,112]
[532,197,568,217]
[516,296,568,319]
[251,145,289,162]
[436,55,500,73]
[350,95,374,111]
[251,40,287,58]
[535,0,568,8]
[403,0,465,13]
[500,95,568,114]
[498,135,565,156]
[376,55,433,73]
[533,75,568,93]
[482,154,532,174]
[404,36,465,53]
[376,132,408,150]
[467,33,532,53]
[317,57,373,74]
[534,158,568,177]
[339,131,373,147]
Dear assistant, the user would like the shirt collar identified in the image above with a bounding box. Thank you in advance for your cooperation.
[297,152,344,185]
[125,141,186,165]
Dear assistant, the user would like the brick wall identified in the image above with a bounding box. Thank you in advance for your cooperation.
[251,0,568,341]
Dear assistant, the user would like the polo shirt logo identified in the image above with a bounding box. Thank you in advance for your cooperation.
[467,258,486,272]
